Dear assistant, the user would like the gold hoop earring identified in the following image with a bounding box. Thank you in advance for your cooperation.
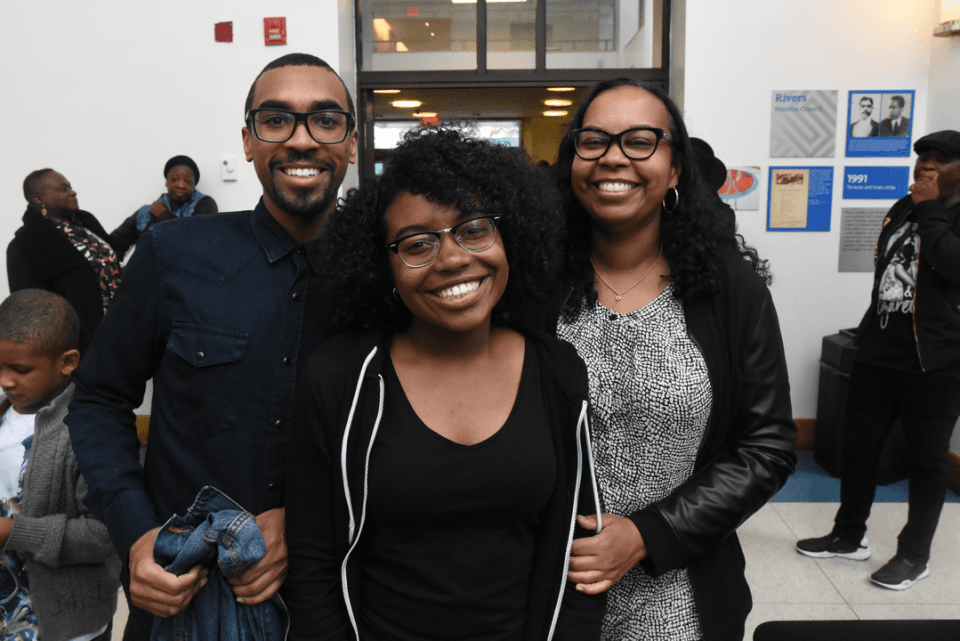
[662,187,680,214]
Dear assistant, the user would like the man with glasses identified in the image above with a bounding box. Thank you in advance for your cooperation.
[67,53,357,639]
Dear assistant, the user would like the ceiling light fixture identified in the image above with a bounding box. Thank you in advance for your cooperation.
[543,110,569,117]
[374,89,401,94]
[547,87,576,92]
[413,112,438,118]
[392,100,423,108]
[372,18,392,41]
[544,99,573,107]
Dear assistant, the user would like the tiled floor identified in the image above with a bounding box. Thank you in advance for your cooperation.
[111,454,960,641]
[741,500,960,638]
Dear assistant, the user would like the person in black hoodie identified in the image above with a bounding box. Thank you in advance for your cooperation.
[7,169,122,355]
[285,126,605,641]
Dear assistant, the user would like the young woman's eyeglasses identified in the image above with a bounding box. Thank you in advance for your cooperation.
[245,108,354,144]
[385,216,501,268]
[570,126,672,161]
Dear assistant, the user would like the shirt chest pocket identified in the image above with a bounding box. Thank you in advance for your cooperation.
[165,323,249,439]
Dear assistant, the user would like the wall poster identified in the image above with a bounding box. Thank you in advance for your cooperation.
[842,166,910,199]
[838,207,888,272]
[767,166,833,231]
[845,90,915,158]
[719,166,761,211]
[769,90,838,158]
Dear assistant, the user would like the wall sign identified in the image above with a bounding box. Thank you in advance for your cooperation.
[842,166,909,199]
[767,166,833,231]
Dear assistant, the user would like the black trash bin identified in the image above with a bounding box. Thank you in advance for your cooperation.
[815,329,908,485]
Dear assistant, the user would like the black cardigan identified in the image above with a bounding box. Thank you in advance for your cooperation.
[546,248,798,641]
[284,329,606,641]
[6,206,122,354]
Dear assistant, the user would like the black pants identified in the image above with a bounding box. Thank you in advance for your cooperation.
[833,361,960,563]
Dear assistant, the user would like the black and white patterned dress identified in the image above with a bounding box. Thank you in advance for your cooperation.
[558,283,711,641]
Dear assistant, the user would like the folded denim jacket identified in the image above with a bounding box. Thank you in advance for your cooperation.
[151,486,288,641]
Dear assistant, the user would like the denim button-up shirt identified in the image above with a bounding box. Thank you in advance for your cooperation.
[68,201,326,556]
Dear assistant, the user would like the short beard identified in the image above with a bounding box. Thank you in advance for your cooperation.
[266,153,339,222]
[264,180,337,222]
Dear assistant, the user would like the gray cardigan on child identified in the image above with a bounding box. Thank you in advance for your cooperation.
[2,382,121,641]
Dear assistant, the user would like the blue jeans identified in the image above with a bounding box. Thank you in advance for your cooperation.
[834,362,960,563]
[151,486,288,641]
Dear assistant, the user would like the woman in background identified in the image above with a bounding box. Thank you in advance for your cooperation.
[285,127,604,641]
[549,78,797,641]
[112,155,217,258]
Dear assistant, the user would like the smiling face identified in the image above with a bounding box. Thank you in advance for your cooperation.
[33,171,78,211]
[914,151,960,200]
[242,65,358,231]
[385,192,509,339]
[571,85,680,237]
[165,165,197,206]
[0,340,76,414]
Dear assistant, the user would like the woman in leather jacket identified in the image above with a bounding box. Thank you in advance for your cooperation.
[548,78,797,641]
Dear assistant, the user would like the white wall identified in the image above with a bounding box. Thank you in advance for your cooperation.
[684,0,939,418]
[0,0,342,276]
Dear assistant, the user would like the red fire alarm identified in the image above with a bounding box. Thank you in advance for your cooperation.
[264,17,287,46]
[214,22,233,43]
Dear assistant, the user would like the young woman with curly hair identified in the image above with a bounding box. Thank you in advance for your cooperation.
[546,79,797,641]
[284,127,605,641]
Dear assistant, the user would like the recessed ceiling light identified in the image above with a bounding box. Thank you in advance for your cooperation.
[544,99,573,107]
[392,100,423,108]
[414,112,438,118]
[373,18,391,41]
[396,42,409,52]
[543,110,569,117]
[374,89,401,94]
[547,87,576,92]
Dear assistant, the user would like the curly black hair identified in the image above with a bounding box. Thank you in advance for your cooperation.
[553,78,769,312]
[318,125,563,332]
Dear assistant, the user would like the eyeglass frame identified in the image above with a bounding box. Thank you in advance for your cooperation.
[569,126,674,161]
[385,215,502,268]
[245,108,355,145]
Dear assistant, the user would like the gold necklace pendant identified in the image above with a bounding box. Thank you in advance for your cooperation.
[592,244,663,313]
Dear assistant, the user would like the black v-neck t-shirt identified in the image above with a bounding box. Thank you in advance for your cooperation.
[359,340,556,641]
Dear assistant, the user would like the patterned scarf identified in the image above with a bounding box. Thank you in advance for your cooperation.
[51,215,121,313]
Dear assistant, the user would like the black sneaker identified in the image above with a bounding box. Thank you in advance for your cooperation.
[796,534,871,560]
[870,555,929,590]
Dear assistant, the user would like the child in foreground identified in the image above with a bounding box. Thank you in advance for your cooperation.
[0,289,120,641]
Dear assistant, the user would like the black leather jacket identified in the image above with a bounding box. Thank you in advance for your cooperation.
[547,247,797,640]
[856,194,960,372]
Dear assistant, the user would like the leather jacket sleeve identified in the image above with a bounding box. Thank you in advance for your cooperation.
[914,198,960,285]
[629,287,797,575]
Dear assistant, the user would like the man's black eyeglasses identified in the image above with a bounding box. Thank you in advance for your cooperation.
[246,108,354,144]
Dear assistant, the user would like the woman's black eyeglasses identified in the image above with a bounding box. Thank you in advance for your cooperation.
[570,126,672,161]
